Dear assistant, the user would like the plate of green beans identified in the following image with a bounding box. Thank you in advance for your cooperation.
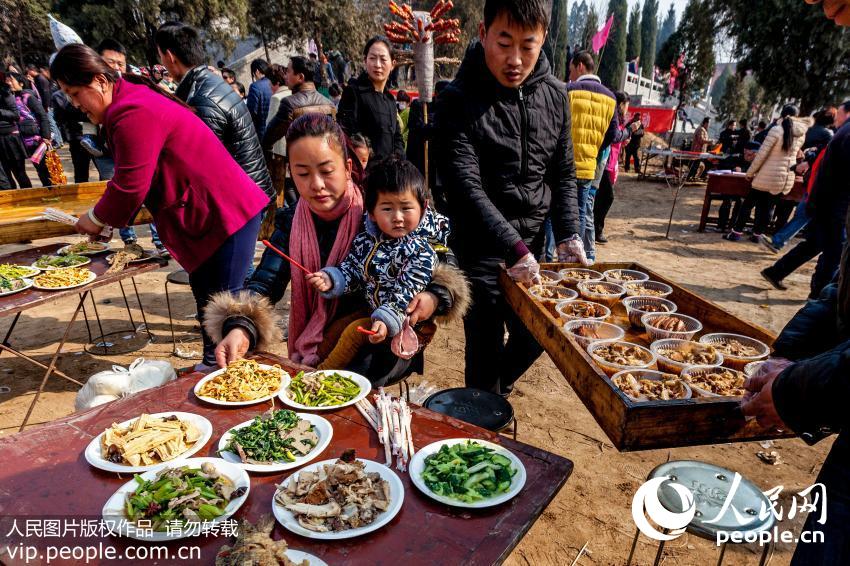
[278,370,371,411]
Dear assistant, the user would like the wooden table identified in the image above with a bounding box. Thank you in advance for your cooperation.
[0,354,573,565]
[0,243,163,430]
[698,173,805,232]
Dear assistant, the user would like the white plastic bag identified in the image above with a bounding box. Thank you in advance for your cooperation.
[75,358,176,411]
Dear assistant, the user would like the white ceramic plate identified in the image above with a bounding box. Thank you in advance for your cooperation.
[409,438,527,508]
[287,550,327,566]
[57,242,110,256]
[31,256,91,270]
[0,278,33,297]
[278,370,371,411]
[0,265,40,279]
[32,269,97,291]
[101,457,250,541]
[218,412,333,473]
[106,252,159,265]
[272,458,404,539]
[85,411,213,473]
[193,364,291,406]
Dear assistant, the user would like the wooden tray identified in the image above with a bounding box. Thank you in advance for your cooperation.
[500,262,793,451]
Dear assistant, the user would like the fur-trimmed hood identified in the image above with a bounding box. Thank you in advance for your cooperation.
[203,290,282,352]
[431,262,471,326]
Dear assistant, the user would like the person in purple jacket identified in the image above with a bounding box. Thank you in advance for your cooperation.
[50,43,269,371]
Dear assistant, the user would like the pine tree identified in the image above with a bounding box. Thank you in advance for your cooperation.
[626,2,642,63]
[656,3,677,57]
[569,0,590,50]
[581,5,600,52]
[657,0,716,105]
[549,0,570,80]
[716,72,748,122]
[639,0,659,78]
[0,0,52,64]
[597,0,629,90]
[710,65,732,102]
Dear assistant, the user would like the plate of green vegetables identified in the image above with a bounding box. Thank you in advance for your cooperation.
[410,439,526,508]
[0,276,32,297]
[31,253,90,270]
[0,264,40,280]
[101,457,250,541]
[218,409,333,473]
[278,370,370,411]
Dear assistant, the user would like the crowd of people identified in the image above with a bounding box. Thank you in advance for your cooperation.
[3,1,850,560]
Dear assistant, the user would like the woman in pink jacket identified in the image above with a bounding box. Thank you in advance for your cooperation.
[50,44,270,370]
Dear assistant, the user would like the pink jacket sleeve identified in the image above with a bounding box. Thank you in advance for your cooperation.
[92,104,168,227]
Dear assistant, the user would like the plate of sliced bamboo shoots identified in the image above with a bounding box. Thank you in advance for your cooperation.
[354,389,416,472]
[84,412,213,473]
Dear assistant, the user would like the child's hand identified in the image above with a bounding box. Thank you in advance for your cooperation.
[307,271,332,292]
[369,320,388,344]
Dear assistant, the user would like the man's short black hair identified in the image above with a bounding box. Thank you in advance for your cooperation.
[289,56,314,82]
[221,68,235,80]
[365,157,428,212]
[155,22,205,67]
[758,120,767,129]
[702,117,710,125]
[726,120,736,128]
[25,63,38,72]
[570,50,595,73]
[96,38,126,55]
[484,0,551,30]
[251,59,269,76]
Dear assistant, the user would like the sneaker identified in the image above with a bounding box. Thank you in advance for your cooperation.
[749,233,762,244]
[79,135,104,158]
[758,234,781,254]
[122,238,138,246]
[596,234,608,244]
[760,269,788,291]
[155,244,171,260]
[723,231,743,242]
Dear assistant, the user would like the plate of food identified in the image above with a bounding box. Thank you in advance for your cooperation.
[0,264,40,280]
[410,438,526,508]
[31,253,91,270]
[0,276,33,297]
[279,370,370,411]
[101,457,249,541]
[57,241,110,256]
[194,359,290,406]
[84,412,213,473]
[272,449,403,539]
[32,267,96,291]
[218,409,333,473]
[215,516,328,566]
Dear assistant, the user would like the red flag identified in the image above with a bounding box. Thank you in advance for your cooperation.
[592,15,615,53]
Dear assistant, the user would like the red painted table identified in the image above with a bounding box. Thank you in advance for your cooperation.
[698,173,805,232]
[0,354,574,565]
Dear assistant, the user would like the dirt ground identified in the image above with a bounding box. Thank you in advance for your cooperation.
[0,171,828,565]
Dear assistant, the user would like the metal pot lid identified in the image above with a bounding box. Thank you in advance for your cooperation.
[650,460,775,536]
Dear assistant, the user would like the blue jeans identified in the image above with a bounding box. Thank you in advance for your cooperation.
[120,224,162,247]
[543,218,556,262]
[92,155,114,181]
[772,199,809,249]
[576,180,597,262]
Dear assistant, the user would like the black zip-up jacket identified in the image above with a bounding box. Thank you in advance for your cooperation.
[175,66,274,202]
[52,90,88,142]
[435,43,579,265]
[0,90,19,136]
[338,73,404,160]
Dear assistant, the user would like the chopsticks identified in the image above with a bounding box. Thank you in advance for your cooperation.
[357,326,378,336]
[261,239,311,275]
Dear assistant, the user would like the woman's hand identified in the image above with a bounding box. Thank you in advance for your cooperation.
[75,213,102,236]
[369,320,388,344]
[214,328,251,368]
[407,291,438,325]
[307,271,332,292]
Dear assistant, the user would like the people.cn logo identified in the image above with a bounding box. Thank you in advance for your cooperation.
[632,476,697,541]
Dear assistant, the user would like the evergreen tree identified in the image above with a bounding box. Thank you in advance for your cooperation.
[716,72,748,122]
[569,0,590,49]
[549,0,570,80]
[710,65,732,102]
[0,0,52,65]
[626,2,642,63]
[581,5,600,52]
[597,0,629,90]
[656,3,677,57]
[657,0,716,105]
[639,0,658,78]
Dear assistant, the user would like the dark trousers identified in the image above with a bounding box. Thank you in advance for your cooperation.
[33,156,51,186]
[189,213,262,365]
[0,155,30,189]
[773,200,797,232]
[0,161,9,189]
[718,196,742,231]
[623,143,640,172]
[594,170,615,237]
[733,189,781,234]
[69,139,91,183]
[764,212,845,298]
[460,254,544,394]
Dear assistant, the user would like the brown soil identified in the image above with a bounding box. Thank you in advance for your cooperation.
[0,172,825,565]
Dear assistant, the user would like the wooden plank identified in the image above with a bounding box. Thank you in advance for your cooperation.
[501,262,793,451]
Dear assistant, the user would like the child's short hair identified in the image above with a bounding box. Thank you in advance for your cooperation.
[351,133,372,154]
[365,157,428,212]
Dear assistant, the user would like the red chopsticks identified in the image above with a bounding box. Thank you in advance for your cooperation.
[261,240,311,275]
[357,326,378,336]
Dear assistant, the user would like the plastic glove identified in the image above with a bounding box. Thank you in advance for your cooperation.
[557,235,592,266]
[507,253,541,285]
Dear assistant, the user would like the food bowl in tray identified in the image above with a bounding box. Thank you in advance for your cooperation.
[744,360,767,377]
[563,319,625,350]
[623,280,674,298]
[576,281,625,307]
[538,270,564,286]
[586,340,657,377]
[650,339,723,375]
[528,284,578,314]
[602,269,649,286]
[558,268,604,288]
[641,312,703,341]
[680,365,748,398]
[622,296,678,328]
[556,300,611,323]
[698,333,770,371]
[610,369,692,402]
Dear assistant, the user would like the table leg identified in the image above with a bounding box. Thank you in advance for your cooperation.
[716,541,727,566]
[666,181,685,238]
[698,189,713,232]
[88,291,110,355]
[0,343,83,386]
[18,291,88,431]
[652,540,666,566]
[80,298,93,343]
[117,280,138,332]
[626,527,641,566]
[131,277,154,342]
[2,311,21,347]
[758,540,773,566]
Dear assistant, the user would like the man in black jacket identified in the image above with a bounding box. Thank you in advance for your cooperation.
[437,0,584,395]
[155,22,274,202]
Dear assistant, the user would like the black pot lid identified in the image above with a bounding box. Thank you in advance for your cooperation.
[424,387,514,432]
